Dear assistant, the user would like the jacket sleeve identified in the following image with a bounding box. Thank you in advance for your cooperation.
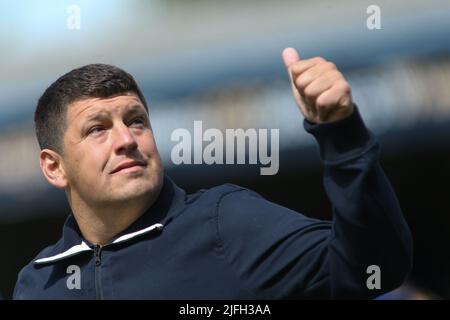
[215,105,413,299]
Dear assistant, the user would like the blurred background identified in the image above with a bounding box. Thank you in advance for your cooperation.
[1,0,450,299]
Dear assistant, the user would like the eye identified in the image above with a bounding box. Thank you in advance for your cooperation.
[88,126,105,135]
[129,117,147,127]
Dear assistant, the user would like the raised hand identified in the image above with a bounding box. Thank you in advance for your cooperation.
[282,47,354,124]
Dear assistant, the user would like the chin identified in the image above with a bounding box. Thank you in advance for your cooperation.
[115,177,162,202]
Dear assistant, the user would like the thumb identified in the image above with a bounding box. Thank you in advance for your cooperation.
[282,47,300,69]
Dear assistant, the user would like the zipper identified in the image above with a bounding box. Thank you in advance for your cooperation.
[94,244,104,300]
[90,224,164,299]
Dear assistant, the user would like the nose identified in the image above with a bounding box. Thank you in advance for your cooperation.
[112,123,138,154]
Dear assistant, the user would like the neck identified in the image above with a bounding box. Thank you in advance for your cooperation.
[68,190,161,246]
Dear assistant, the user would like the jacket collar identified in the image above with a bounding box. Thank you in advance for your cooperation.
[34,174,186,265]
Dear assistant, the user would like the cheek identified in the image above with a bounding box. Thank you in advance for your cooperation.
[86,145,111,172]
[66,146,110,181]
[139,133,159,155]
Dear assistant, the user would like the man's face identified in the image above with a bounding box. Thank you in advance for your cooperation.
[60,92,163,206]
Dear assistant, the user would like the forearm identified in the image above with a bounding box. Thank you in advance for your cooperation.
[305,106,413,298]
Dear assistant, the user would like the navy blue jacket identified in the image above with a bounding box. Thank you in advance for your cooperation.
[14,107,412,299]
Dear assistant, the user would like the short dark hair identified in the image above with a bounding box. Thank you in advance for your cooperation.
[34,63,148,153]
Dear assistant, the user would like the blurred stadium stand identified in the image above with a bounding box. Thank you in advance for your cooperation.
[1,0,450,299]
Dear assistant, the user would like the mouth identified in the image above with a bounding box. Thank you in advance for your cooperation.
[111,160,147,174]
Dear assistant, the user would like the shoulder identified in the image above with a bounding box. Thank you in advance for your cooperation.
[13,240,62,299]
[183,182,249,209]
[187,182,303,219]
[180,182,277,229]
[210,184,330,245]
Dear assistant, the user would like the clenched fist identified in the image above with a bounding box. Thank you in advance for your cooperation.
[282,47,354,124]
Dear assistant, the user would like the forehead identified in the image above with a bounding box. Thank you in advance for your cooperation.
[67,93,146,122]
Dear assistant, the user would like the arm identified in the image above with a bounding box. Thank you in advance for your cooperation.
[215,49,412,299]
[281,47,412,297]
[303,104,413,298]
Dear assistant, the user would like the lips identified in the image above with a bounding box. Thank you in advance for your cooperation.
[111,160,146,174]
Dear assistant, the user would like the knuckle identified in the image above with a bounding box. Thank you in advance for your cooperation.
[316,95,328,108]
[303,85,315,97]
[291,62,303,74]
[313,56,325,63]
[295,75,309,89]
[326,61,336,69]
[340,81,351,93]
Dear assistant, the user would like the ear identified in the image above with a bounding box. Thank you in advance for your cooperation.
[39,149,68,189]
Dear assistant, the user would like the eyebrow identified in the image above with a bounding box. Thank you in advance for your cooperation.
[85,112,110,123]
[84,105,146,123]
[123,105,147,118]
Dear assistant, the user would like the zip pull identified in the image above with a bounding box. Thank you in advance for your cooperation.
[93,244,104,300]
[94,244,102,267]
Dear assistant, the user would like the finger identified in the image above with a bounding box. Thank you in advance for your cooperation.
[282,47,301,96]
[290,79,316,116]
[303,71,342,100]
[315,85,353,122]
[316,82,352,109]
[294,63,336,94]
[282,47,300,69]
[283,48,315,115]
[291,57,327,78]
[316,103,333,121]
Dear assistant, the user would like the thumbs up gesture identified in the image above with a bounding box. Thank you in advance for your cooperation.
[282,48,354,124]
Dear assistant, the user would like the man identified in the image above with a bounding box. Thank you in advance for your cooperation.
[13,48,412,299]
